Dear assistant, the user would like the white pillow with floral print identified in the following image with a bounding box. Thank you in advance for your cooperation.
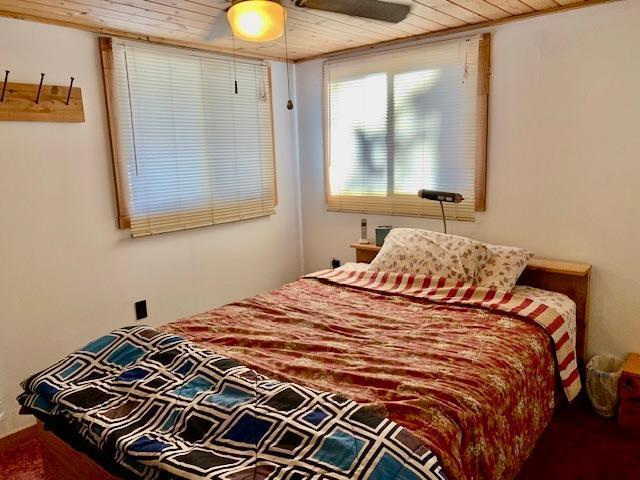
[475,244,534,291]
[369,228,490,283]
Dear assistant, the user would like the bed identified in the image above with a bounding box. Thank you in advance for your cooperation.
[20,241,591,480]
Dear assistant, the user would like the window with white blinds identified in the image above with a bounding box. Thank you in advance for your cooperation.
[323,34,489,220]
[102,38,276,237]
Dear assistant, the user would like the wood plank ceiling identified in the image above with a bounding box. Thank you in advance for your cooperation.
[0,0,616,61]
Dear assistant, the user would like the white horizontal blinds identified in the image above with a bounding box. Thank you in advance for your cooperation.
[111,40,276,237]
[324,36,480,221]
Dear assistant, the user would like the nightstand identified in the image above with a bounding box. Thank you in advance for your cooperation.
[350,243,381,263]
[619,353,640,429]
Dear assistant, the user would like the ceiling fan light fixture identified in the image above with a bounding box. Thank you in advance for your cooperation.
[227,0,286,42]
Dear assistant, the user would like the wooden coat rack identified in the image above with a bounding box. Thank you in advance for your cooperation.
[0,71,84,122]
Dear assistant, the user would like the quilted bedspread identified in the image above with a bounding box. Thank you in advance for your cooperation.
[19,325,446,480]
[163,271,578,480]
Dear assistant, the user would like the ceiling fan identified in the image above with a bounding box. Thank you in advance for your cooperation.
[205,0,411,43]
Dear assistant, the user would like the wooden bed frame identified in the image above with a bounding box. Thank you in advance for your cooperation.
[38,421,120,480]
[37,250,592,480]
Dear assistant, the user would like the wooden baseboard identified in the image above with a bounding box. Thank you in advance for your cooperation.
[0,424,38,454]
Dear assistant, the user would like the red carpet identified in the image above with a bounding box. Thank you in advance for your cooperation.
[0,432,44,480]
[517,397,640,480]
[0,398,638,479]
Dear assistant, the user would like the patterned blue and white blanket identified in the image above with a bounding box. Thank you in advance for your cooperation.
[19,325,446,480]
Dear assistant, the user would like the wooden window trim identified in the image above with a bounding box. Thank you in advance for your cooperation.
[322,33,491,215]
[322,64,331,207]
[99,36,130,229]
[475,33,490,212]
[266,65,279,207]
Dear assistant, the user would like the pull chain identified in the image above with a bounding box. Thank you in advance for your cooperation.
[283,3,293,110]
[232,35,238,95]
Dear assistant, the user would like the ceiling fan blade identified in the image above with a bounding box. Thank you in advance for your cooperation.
[295,0,410,23]
[204,10,232,42]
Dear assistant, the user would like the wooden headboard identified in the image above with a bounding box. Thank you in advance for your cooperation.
[350,243,592,366]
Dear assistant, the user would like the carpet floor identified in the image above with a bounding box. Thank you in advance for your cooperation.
[0,434,44,480]
[516,397,640,480]
[0,398,638,479]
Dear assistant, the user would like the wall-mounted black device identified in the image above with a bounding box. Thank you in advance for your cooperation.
[135,300,147,320]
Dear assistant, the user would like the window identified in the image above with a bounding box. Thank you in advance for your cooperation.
[323,34,489,220]
[100,38,276,237]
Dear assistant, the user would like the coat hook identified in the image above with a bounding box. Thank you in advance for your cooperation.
[35,73,45,104]
[0,70,8,103]
[65,77,75,105]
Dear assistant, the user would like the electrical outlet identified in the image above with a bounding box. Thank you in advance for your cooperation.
[135,300,147,320]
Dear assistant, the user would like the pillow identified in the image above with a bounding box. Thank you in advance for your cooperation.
[369,228,490,283]
[475,243,534,290]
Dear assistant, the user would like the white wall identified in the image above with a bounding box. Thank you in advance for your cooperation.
[0,17,302,437]
[296,1,640,359]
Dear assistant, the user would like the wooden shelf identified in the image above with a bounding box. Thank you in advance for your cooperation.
[350,243,382,252]
[0,82,84,123]
[526,258,591,277]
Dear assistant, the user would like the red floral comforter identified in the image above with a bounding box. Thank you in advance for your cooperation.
[163,273,568,480]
